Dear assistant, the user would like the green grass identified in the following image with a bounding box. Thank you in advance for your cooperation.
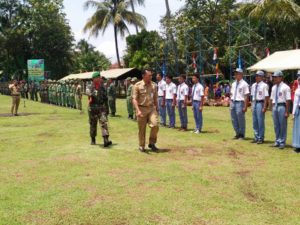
[0,94,300,225]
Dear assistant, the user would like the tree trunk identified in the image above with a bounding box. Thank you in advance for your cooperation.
[114,25,121,68]
[165,0,171,18]
[130,0,139,34]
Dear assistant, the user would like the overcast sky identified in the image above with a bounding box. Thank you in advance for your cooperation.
[63,0,185,63]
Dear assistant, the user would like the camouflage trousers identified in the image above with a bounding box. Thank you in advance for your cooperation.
[88,106,109,138]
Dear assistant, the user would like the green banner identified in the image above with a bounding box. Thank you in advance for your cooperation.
[27,59,45,81]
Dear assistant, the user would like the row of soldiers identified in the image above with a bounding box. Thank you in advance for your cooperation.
[45,80,82,110]
[0,79,83,111]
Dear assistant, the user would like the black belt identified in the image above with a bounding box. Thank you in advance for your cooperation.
[276,103,286,106]
[254,100,264,103]
[11,94,20,97]
[233,100,244,102]
[138,105,153,107]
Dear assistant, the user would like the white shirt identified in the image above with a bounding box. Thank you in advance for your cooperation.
[251,81,269,101]
[176,82,189,101]
[192,83,204,101]
[230,79,250,101]
[270,82,291,104]
[292,88,300,115]
[165,82,177,100]
[157,80,166,97]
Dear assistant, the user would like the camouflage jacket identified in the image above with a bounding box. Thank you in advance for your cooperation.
[86,83,109,109]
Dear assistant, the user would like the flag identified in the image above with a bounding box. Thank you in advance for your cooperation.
[192,53,197,73]
[162,63,166,78]
[237,51,243,69]
[266,48,270,57]
[213,48,219,79]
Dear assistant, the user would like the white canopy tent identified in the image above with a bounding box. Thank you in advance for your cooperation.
[60,68,140,81]
[248,49,300,72]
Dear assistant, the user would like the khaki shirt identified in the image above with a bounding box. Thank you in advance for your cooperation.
[133,80,158,107]
[9,84,20,96]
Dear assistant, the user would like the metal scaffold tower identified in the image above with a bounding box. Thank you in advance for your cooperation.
[155,19,266,83]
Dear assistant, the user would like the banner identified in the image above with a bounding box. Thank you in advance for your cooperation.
[27,59,45,81]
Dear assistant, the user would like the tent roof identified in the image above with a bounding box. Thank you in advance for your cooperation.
[248,49,300,72]
[60,68,140,80]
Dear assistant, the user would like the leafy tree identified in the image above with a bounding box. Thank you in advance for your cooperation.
[123,29,162,70]
[73,39,111,73]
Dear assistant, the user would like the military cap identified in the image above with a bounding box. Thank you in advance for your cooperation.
[126,77,132,81]
[131,77,138,82]
[92,71,101,79]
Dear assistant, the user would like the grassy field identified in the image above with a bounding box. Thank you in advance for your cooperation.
[0,94,300,225]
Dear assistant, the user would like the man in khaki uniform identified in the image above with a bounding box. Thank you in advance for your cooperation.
[9,80,21,116]
[132,69,159,152]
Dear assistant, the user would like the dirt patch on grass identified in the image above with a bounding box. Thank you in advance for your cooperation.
[243,190,259,202]
[24,210,48,224]
[85,195,113,207]
[37,132,54,137]
[235,170,251,178]
[228,148,244,159]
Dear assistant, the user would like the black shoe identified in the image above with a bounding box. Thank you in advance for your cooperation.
[238,135,245,140]
[104,140,112,148]
[91,137,96,145]
[148,144,159,152]
[139,147,145,152]
[233,135,239,140]
[294,148,300,153]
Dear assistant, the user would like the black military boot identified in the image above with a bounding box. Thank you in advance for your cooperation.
[103,136,112,148]
[91,137,96,145]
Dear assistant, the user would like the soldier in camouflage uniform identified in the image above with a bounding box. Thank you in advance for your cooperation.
[107,78,116,117]
[126,77,133,119]
[86,71,112,147]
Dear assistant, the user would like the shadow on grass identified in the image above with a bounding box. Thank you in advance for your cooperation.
[0,113,41,117]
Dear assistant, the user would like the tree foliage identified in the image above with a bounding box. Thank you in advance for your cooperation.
[0,0,74,80]
[72,39,111,73]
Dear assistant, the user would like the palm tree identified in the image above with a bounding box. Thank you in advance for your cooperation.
[129,0,145,34]
[83,0,147,67]
[249,0,300,25]
[247,0,300,48]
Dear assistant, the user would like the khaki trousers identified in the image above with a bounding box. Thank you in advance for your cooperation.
[11,96,20,115]
[137,106,159,147]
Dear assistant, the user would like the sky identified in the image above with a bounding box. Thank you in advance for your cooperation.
[63,0,185,63]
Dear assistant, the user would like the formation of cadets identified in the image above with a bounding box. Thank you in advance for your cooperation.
[125,69,300,153]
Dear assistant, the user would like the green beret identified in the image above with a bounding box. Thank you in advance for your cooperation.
[131,77,138,82]
[92,71,100,79]
[126,77,132,81]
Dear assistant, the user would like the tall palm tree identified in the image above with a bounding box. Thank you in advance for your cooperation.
[130,0,145,34]
[164,0,171,19]
[83,0,146,67]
